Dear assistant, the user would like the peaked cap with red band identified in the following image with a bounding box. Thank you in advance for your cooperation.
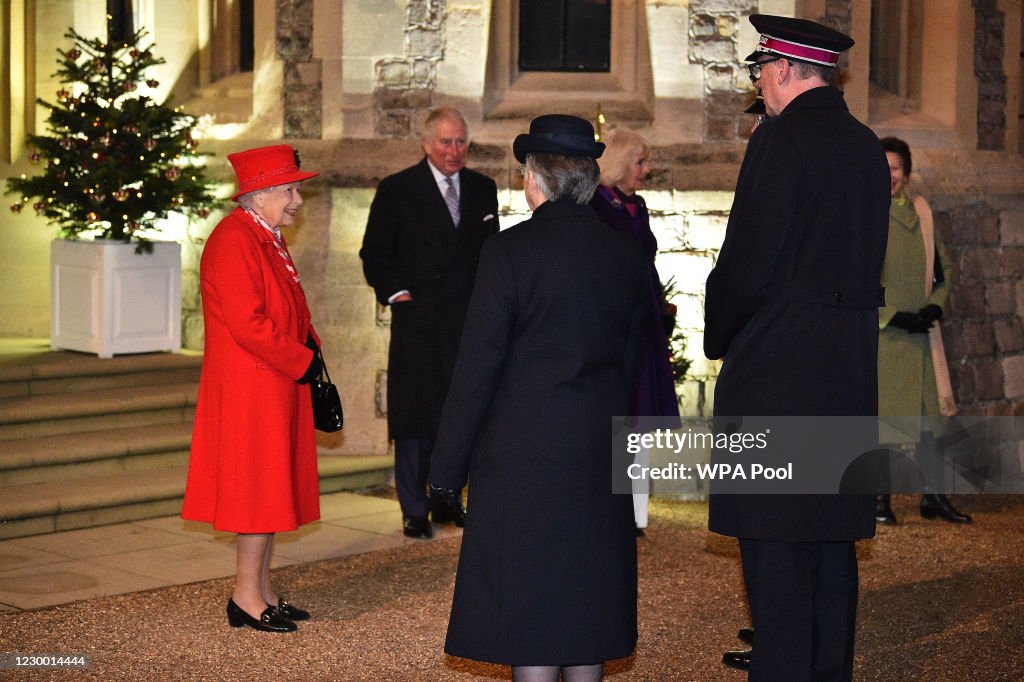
[744,14,854,67]
[228,144,319,201]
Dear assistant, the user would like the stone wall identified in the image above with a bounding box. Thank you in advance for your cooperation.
[941,199,1024,414]
[973,0,1007,150]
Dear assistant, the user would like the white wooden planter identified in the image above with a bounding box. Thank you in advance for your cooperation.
[51,239,182,358]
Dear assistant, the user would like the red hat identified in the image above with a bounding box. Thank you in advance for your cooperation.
[227,144,319,201]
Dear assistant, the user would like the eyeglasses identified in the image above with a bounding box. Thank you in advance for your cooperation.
[747,56,784,84]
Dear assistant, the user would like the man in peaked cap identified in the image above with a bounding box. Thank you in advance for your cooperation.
[704,14,891,681]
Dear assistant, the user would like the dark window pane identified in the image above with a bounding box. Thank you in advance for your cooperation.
[519,0,566,71]
[240,0,255,73]
[519,0,610,73]
[566,0,610,71]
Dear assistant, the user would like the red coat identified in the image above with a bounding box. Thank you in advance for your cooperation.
[181,207,320,532]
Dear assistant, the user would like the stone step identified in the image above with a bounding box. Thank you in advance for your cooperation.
[0,351,202,398]
[0,422,194,486]
[0,383,199,441]
[0,455,394,540]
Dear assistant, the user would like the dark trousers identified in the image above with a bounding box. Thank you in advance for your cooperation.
[739,539,859,682]
[394,437,434,518]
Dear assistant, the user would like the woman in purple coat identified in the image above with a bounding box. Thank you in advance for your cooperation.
[590,129,680,533]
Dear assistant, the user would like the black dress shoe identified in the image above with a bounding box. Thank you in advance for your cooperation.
[270,598,310,621]
[722,649,751,670]
[227,598,297,632]
[403,515,434,539]
[430,491,466,527]
[921,494,972,524]
[876,494,898,525]
[737,626,754,646]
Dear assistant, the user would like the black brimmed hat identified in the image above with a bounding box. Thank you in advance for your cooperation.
[744,14,854,67]
[513,114,605,163]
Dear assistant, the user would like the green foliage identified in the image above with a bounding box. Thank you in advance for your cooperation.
[5,28,216,249]
[661,276,692,385]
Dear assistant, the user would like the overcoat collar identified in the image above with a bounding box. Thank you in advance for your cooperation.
[531,199,596,221]
[780,85,848,116]
[890,189,920,232]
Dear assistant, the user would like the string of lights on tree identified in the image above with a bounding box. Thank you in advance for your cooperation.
[5,28,216,250]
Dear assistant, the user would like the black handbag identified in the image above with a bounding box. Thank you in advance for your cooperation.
[310,350,343,432]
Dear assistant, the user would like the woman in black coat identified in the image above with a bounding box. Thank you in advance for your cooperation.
[430,115,650,682]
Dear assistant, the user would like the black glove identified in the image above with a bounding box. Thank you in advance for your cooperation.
[889,311,932,334]
[297,346,322,384]
[918,304,943,323]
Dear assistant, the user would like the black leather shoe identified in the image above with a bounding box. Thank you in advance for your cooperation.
[430,492,466,527]
[722,649,751,670]
[403,515,434,539]
[270,598,310,621]
[876,494,898,525]
[737,627,754,646]
[227,598,297,632]
[921,494,972,524]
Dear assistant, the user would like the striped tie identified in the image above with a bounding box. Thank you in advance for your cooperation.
[444,177,460,227]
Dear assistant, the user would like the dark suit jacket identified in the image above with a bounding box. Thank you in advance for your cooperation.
[360,158,499,439]
[704,86,891,542]
[429,200,648,665]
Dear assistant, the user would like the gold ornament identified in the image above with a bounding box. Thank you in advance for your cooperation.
[164,167,181,181]
[67,48,81,60]
[10,202,23,213]
[93,193,106,203]
[113,189,130,202]
[143,138,156,151]
[86,212,99,222]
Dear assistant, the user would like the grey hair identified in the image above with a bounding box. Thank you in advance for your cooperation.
[421,106,470,141]
[526,152,601,205]
[236,188,265,209]
[791,59,834,83]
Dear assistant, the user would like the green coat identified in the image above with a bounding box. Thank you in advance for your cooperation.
[878,191,950,443]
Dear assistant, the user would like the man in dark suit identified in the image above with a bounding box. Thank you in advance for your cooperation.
[360,107,499,539]
[703,15,890,681]
[428,114,648,681]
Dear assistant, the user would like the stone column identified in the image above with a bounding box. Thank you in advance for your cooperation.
[374,0,446,137]
[689,0,758,142]
[278,0,322,139]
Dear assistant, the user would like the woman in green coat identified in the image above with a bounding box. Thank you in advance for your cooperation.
[875,137,971,525]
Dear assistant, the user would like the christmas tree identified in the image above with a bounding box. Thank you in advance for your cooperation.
[6,28,216,250]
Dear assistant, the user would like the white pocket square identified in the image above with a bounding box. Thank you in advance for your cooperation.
[483,214,495,221]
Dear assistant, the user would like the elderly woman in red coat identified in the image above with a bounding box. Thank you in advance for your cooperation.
[181,144,322,633]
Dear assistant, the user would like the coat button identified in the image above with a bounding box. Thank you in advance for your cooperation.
[833,290,845,303]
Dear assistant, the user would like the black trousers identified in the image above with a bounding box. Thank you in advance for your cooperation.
[739,539,859,682]
[395,436,434,517]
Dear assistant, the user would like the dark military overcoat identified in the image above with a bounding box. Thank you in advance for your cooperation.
[703,86,891,542]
